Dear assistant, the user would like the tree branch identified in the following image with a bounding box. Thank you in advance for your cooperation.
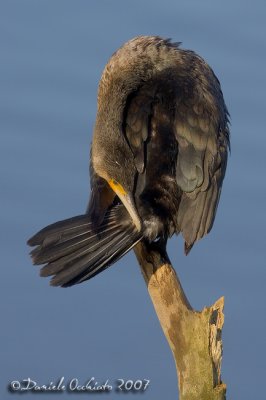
[134,241,226,400]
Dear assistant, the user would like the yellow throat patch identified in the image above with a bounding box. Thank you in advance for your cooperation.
[108,179,127,196]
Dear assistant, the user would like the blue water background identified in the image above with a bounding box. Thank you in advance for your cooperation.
[1,1,265,399]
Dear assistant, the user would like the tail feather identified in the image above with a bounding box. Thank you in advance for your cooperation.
[28,204,142,287]
[30,221,123,264]
[28,215,94,246]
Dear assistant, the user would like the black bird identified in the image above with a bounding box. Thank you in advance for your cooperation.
[28,36,230,287]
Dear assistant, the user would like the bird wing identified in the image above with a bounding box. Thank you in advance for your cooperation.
[123,70,229,252]
[124,87,154,173]
[174,95,229,252]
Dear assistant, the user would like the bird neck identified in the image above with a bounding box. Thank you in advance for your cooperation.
[96,36,181,126]
[92,37,182,180]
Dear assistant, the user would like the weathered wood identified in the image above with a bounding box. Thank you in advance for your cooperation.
[134,240,226,400]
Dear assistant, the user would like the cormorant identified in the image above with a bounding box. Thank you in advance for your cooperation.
[28,36,230,287]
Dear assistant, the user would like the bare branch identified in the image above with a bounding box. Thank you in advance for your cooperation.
[134,241,226,400]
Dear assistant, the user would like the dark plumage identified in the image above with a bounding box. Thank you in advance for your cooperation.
[28,36,230,287]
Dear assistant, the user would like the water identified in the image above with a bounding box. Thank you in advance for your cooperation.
[1,1,265,398]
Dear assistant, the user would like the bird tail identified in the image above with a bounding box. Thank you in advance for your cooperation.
[27,204,142,287]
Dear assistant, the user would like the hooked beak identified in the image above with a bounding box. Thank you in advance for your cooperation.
[108,179,142,231]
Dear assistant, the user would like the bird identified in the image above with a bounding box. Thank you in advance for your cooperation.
[27,36,230,287]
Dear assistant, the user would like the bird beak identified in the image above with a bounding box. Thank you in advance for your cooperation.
[108,179,142,231]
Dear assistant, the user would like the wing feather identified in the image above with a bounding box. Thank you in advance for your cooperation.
[124,87,154,173]
[122,56,230,250]
[175,93,229,249]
